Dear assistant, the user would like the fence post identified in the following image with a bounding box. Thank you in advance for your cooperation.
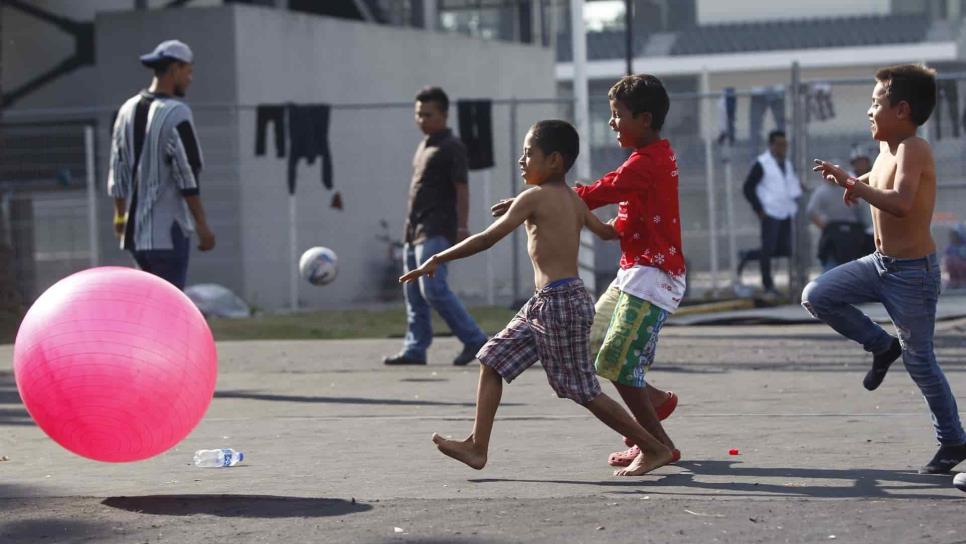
[508,98,520,303]
[701,68,719,294]
[789,61,811,302]
[84,125,99,268]
[570,0,595,295]
[289,194,298,311]
[723,143,737,285]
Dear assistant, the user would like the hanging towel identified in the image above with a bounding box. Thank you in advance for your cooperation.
[457,99,495,170]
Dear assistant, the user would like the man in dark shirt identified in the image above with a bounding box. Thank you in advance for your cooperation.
[384,87,488,366]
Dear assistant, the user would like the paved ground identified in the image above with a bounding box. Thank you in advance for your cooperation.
[4,317,966,543]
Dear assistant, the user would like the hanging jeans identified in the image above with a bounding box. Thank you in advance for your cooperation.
[749,87,786,159]
[935,80,960,140]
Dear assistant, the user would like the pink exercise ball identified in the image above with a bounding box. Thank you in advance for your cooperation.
[12,267,218,462]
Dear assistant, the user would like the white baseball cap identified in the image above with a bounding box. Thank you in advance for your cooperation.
[140,39,193,67]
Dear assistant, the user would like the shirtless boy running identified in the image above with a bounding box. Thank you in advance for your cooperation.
[401,120,674,476]
[806,64,966,474]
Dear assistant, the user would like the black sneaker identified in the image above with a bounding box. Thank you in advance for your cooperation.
[919,443,966,474]
[383,353,426,366]
[453,340,487,366]
[863,337,902,391]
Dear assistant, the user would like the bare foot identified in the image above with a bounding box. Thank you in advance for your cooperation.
[432,433,487,470]
[614,447,673,476]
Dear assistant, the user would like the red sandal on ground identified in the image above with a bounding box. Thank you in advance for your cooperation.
[607,391,680,467]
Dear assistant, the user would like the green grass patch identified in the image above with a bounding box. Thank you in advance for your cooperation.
[208,305,517,341]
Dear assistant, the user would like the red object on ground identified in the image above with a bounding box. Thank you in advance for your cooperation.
[729,448,740,455]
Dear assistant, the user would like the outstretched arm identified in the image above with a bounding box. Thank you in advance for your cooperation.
[583,206,618,240]
[401,189,537,283]
[814,141,924,217]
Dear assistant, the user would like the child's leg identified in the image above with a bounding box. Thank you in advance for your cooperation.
[801,254,895,355]
[432,364,502,470]
[614,382,674,449]
[879,257,966,465]
[594,290,675,449]
[434,304,538,470]
[584,393,673,476]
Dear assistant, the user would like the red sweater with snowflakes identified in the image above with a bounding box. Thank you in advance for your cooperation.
[575,139,686,277]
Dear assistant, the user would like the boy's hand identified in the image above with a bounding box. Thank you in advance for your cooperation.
[490,198,514,217]
[399,255,440,283]
[603,218,619,240]
[843,182,860,207]
[812,159,849,186]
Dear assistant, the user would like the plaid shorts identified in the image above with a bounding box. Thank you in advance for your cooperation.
[478,279,601,404]
[589,287,669,388]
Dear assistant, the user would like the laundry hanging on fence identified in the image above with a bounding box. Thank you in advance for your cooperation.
[287,104,333,194]
[935,79,960,140]
[255,104,286,157]
[806,83,835,123]
[749,85,786,155]
[457,99,495,170]
[717,87,736,145]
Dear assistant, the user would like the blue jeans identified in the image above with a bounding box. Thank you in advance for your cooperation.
[402,236,487,359]
[131,222,191,290]
[802,252,966,445]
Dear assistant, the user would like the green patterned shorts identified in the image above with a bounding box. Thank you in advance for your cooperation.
[589,287,669,387]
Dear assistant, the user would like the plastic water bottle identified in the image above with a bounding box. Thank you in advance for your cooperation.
[193,448,244,468]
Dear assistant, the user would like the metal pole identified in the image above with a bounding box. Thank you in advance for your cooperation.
[509,98,520,303]
[289,194,298,311]
[624,0,633,76]
[723,142,737,285]
[570,0,590,181]
[571,0,595,294]
[789,61,810,302]
[701,68,719,294]
[483,169,494,305]
[84,126,99,268]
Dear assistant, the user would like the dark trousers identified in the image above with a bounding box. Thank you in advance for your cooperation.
[131,222,191,290]
[738,215,791,290]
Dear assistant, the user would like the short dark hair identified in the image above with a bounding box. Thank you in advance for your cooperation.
[415,86,449,113]
[150,58,183,77]
[608,74,669,131]
[768,130,786,144]
[875,64,936,126]
[528,120,579,172]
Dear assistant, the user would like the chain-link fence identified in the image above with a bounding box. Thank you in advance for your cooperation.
[5,73,966,311]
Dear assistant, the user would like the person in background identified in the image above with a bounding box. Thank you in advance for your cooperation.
[108,39,215,290]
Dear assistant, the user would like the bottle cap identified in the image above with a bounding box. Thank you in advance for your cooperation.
[237,452,244,463]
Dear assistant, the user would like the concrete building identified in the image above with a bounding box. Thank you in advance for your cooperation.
[1,1,557,309]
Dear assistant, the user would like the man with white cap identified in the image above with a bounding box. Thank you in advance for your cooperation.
[107,39,215,289]
[806,145,874,272]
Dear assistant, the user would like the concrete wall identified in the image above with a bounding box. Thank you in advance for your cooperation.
[232,5,556,309]
[696,0,890,25]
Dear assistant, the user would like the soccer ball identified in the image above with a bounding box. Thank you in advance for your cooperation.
[299,247,338,286]
[954,472,966,492]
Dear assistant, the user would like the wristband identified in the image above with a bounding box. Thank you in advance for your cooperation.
[113,213,128,226]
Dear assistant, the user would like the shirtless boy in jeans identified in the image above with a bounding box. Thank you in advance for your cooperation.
[806,64,966,474]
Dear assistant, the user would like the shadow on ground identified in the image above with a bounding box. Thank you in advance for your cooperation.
[214,390,522,407]
[0,372,30,426]
[469,460,961,500]
[101,494,372,518]
[0,519,112,542]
